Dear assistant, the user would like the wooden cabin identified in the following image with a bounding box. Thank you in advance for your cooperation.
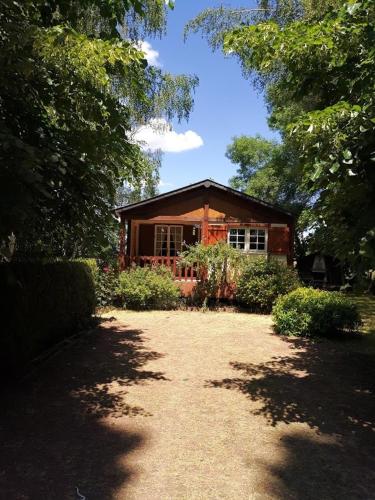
[115,179,294,294]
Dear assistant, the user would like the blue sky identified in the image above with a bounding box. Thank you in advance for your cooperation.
[137,1,277,192]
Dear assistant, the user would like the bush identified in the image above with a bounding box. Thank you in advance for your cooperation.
[0,261,95,374]
[117,266,180,310]
[236,258,300,312]
[78,259,118,307]
[272,287,362,337]
[179,241,243,306]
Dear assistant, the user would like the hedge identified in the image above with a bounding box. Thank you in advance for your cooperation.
[0,261,95,374]
[272,287,362,337]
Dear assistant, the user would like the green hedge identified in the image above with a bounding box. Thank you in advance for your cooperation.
[117,266,180,310]
[272,287,362,337]
[236,258,300,313]
[0,262,95,374]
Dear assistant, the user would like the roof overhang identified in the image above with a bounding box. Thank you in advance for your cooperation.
[114,179,294,218]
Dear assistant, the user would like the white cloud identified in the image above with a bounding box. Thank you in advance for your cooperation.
[133,118,204,153]
[158,179,174,189]
[138,41,161,67]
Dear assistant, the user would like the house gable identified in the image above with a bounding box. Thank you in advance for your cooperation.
[115,179,293,224]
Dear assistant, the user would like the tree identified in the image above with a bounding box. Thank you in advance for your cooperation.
[227,134,309,213]
[0,0,197,260]
[188,0,375,268]
[223,0,375,267]
[226,135,278,191]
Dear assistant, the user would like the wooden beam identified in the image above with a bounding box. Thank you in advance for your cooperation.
[202,200,209,245]
[118,215,126,271]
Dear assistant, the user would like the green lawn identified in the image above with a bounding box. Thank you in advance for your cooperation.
[349,294,375,334]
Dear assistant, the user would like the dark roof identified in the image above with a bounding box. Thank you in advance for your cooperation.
[114,179,294,217]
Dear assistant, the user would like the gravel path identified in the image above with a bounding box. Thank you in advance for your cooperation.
[1,311,375,499]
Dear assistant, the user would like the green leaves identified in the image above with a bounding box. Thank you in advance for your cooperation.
[219,0,375,266]
[0,0,198,260]
[347,2,362,15]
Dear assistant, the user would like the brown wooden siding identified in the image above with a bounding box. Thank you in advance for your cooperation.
[268,226,290,254]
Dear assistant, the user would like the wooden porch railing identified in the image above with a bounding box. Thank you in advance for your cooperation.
[125,256,198,281]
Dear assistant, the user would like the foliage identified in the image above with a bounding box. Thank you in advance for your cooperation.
[236,258,300,312]
[78,258,118,307]
[179,241,244,306]
[95,265,119,307]
[347,294,375,334]
[0,0,197,260]
[227,134,278,191]
[227,134,309,214]
[273,287,362,336]
[0,261,95,374]
[116,151,161,207]
[188,0,375,270]
[223,0,375,268]
[117,266,179,310]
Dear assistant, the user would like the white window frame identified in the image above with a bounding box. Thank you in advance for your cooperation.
[227,227,268,253]
[154,225,183,257]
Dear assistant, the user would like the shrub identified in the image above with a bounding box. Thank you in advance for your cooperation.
[117,266,180,310]
[94,265,118,307]
[272,287,362,337]
[236,258,300,312]
[0,261,95,374]
[78,258,118,307]
[179,241,243,306]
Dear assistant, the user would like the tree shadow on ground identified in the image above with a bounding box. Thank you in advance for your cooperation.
[207,336,375,499]
[0,319,167,499]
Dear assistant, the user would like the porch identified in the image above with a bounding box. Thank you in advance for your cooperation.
[125,255,198,282]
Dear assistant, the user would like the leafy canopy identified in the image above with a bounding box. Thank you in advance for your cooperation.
[188,0,375,267]
[0,0,197,260]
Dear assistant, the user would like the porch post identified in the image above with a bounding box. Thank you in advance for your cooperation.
[119,214,126,271]
[288,220,295,266]
[202,199,209,245]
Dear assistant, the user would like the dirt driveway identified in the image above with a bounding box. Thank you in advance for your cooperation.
[1,311,375,499]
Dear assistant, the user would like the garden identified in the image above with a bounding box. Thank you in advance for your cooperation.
[2,238,371,377]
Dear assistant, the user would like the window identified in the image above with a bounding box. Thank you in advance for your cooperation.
[228,227,267,253]
[249,228,266,252]
[228,228,246,250]
[155,225,183,257]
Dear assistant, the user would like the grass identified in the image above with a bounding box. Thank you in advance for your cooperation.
[349,293,375,334]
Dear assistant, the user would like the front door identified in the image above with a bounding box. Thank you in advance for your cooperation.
[154,225,183,257]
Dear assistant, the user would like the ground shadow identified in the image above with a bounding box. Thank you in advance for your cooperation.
[0,319,167,499]
[207,337,375,498]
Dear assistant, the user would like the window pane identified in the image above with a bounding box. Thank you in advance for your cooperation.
[258,243,265,250]
[258,230,265,236]
[230,229,237,235]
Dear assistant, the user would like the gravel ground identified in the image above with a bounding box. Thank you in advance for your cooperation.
[1,310,375,500]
